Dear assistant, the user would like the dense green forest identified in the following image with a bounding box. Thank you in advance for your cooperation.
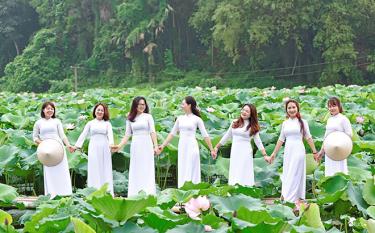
[0,0,375,92]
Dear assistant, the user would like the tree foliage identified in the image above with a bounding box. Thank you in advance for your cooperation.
[1,0,375,92]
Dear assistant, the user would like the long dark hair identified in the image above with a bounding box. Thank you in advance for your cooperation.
[327,97,343,113]
[41,101,56,118]
[128,96,149,122]
[285,99,306,136]
[185,96,201,117]
[233,104,260,136]
[93,103,110,121]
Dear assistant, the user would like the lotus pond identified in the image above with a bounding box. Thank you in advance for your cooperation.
[0,84,374,232]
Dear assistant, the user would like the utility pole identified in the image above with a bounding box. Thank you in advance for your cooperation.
[70,66,78,92]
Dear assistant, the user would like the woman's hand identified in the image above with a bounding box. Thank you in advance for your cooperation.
[154,145,160,155]
[110,145,120,153]
[211,148,217,159]
[67,145,75,153]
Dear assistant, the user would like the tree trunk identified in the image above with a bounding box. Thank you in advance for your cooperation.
[13,40,20,56]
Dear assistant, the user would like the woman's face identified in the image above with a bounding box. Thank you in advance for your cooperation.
[43,105,54,119]
[287,102,298,118]
[95,105,104,120]
[181,100,191,113]
[240,105,251,120]
[137,99,146,113]
[328,104,339,116]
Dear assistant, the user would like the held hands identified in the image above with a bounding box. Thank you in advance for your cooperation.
[154,145,161,155]
[211,148,218,159]
[158,144,165,154]
[67,145,75,153]
[110,145,120,153]
[314,150,323,162]
[264,153,275,164]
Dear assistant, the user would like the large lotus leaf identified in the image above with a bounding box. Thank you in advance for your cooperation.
[23,206,65,233]
[165,222,205,233]
[356,141,375,153]
[1,113,28,129]
[347,182,369,215]
[317,174,349,204]
[201,213,228,229]
[365,219,375,233]
[231,212,288,233]
[290,225,326,233]
[236,206,280,224]
[308,121,326,138]
[67,150,88,174]
[178,181,231,196]
[113,170,128,195]
[228,184,263,198]
[89,193,157,223]
[209,194,263,216]
[60,111,81,123]
[71,217,96,233]
[5,129,34,147]
[306,153,318,175]
[299,203,325,229]
[201,156,229,179]
[108,108,122,119]
[0,183,18,203]
[0,209,13,225]
[66,129,83,144]
[363,178,375,205]
[254,156,281,187]
[142,207,189,232]
[0,145,19,168]
[171,189,199,203]
[367,206,375,219]
[267,204,297,221]
[113,222,157,233]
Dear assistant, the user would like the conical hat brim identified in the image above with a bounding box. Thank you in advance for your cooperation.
[37,139,64,167]
[324,131,352,161]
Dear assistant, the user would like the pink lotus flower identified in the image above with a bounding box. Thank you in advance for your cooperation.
[283,97,290,103]
[204,225,213,232]
[356,116,364,124]
[206,107,215,113]
[184,196,210,220]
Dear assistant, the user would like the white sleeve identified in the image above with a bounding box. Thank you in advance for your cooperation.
[170,117,179,136]
[107,122,114,145]
[75,121,90,148]
[303,120,312,139]
[32,120,41,142]
[253,132,265,150]
[342,116,353,137]
[125,120,132,136]
[278,122,286,142]
[148,115,156,133]
[57,119,67,140]
[197,117,209,138]
[219,122,233,145]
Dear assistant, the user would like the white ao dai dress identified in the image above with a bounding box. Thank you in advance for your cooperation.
[324,113,352,176]
[126,113,156,197]
[75,119,114,195]
[32,118,73,196]
[171,114,209,188]
[219,120,264,186]
[278,118,312,202]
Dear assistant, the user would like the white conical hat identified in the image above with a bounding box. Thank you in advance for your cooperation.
[324,131,352,161]
[37,139,64,167]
